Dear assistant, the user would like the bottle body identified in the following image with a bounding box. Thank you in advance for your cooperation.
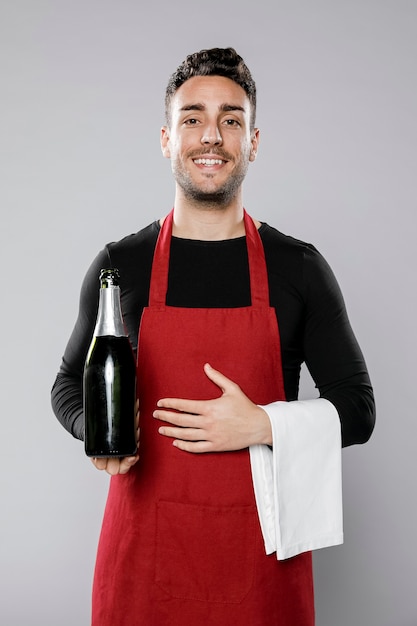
[84,269,137,457]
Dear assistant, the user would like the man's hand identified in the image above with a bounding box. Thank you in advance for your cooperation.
[153,363,272,453]
[91,400,140,475]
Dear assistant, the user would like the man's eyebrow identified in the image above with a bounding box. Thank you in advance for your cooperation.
[180,103,205,112]
[220,104,246,113]
[179,103,246,113]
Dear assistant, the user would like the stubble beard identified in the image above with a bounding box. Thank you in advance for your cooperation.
[172,152,250,209]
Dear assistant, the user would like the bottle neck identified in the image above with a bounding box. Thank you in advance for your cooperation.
[94,285,126,337]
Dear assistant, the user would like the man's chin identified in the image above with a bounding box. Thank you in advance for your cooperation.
[190,191,229,204]
[181,182,240,206]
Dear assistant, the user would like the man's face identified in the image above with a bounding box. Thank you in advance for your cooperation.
[161,75,259,206]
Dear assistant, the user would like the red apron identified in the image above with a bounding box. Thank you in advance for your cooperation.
[92,210,314,625]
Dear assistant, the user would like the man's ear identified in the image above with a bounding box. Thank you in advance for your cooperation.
[160,126,171,158]
[249,128,260,162]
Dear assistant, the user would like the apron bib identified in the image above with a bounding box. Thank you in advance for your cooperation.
[92,211,314,625]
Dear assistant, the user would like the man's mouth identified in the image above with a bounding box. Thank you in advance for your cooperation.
[193,158,225,166]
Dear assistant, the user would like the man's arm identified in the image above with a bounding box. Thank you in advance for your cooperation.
[51,249,109,440]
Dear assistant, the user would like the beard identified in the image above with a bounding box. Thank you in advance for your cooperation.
[171,148,250,207]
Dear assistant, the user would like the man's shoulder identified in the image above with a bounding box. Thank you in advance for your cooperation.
[107,221,159,254]
[259,222,332,288]
[100,221,160,279]
[259,222,318,257]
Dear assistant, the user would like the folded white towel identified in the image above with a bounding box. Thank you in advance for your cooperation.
[249,398,343,560]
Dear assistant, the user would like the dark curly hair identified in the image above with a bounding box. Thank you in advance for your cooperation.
[165,47,257,130]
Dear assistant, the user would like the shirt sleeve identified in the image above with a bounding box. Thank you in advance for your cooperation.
[301,246,375,446]
[51,247,112,440]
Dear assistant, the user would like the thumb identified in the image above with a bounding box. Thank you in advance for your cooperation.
[203,363,235,394]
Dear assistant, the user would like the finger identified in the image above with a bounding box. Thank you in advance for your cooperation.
[154,409,202,427]
[203,363,238,393]
[173,439,213,454]
[105,458,123,476]
[154,398,206,416]
[118,454,140,475]
[158,425,204,441]
[92,457,108,471]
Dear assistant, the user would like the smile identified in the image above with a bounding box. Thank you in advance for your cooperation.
[193,158,224,166]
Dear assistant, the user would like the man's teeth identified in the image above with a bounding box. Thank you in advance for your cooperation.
[194,158,224,166]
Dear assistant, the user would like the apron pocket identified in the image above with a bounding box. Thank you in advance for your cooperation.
[155,499,257,604]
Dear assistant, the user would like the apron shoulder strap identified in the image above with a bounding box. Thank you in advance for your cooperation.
[243,210,270,308]
[148,209,270,308]
[148,210,174,307]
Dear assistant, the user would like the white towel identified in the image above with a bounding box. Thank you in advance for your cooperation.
[249,398,343,560]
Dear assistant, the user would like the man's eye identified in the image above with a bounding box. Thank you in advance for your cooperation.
[184,118,199,125]
[224,119,240,126]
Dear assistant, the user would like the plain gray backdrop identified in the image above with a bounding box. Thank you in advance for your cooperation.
[1,1,415,624]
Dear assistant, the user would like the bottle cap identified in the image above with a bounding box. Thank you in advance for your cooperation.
[99,268,120,287]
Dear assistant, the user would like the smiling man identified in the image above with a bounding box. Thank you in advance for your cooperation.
[51,47,375,625]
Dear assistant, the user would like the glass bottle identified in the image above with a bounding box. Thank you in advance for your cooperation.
[84,268,137,457]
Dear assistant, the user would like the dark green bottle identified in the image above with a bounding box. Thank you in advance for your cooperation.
[84,269,137,457]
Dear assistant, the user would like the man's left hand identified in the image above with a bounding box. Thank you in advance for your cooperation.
[153,363,272,453]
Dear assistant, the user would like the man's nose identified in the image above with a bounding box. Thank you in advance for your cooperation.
[200,124,222,146]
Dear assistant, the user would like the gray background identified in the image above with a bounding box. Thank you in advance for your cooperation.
[1,1,415,624]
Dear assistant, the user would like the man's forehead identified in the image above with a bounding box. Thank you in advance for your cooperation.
[172,75,250,111]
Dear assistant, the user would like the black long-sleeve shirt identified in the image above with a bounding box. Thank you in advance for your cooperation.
[51,220,375,447]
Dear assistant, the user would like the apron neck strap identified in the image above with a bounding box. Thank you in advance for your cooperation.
[243,210,270,307]
[149,209,270,308]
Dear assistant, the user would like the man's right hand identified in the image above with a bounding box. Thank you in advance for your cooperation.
[91,453,139,475]
[91,401,140,475]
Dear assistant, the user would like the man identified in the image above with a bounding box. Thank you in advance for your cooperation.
[52,47,375,625]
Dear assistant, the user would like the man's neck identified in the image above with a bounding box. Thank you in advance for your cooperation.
[169,195,246,241]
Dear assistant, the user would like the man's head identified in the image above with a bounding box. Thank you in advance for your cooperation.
[165,47,257,131]
[161,48,259,208]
